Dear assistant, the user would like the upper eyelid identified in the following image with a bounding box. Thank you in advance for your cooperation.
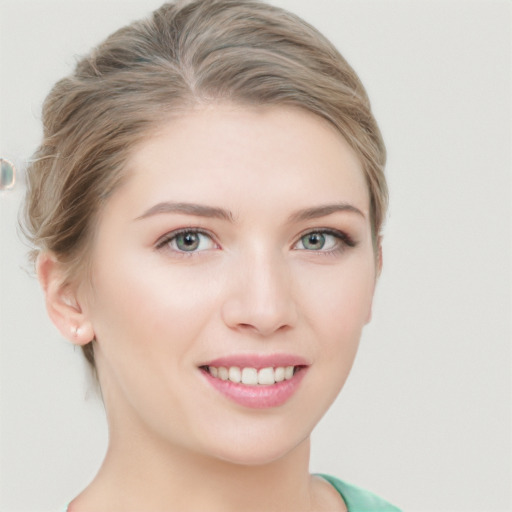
[295,227,351,240]
[298,227,341,236]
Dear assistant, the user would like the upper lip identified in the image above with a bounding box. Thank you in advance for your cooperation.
[200,353,310,370]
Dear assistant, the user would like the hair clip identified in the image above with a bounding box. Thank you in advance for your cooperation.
[0,158,16,190]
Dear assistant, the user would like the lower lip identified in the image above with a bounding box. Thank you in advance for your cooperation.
[201,367,307,409]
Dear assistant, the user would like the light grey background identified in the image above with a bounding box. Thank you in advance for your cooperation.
[1,1,510,511]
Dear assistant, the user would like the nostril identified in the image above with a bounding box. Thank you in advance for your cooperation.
[234,321,292,337]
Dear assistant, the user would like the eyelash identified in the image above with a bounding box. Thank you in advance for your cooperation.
[155,228,357,255]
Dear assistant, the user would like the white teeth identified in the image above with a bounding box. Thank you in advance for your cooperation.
[228,366,241,383]
[207,365,298,386]
[241,367,258,385]
[274,366,285,382]
[284,366,294,380]
[257,367,275,385]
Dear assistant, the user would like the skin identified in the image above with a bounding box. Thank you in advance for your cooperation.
[38,104,381,512]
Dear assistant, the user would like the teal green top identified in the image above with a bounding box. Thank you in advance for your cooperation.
[62,474,401,511]
[318,474,401,512]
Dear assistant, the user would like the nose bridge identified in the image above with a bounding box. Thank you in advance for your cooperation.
[222,244,297,335]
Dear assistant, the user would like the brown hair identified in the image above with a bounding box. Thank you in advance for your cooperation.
[23,0,387,367]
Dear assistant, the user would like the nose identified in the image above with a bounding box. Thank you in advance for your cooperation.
[221,250,298,337]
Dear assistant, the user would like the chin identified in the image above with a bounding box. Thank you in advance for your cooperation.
[195,425,310,467]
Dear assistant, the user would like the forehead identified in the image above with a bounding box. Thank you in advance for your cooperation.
[114,104,370,219]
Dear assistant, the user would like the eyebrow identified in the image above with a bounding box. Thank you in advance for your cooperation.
[287,203,366,223]
[135,202,235,222]
[135,201,365,223]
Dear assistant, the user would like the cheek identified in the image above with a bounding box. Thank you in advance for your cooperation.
[84,257,222,436]
[86,255,221,360]
[299,257,375,333]
[297,256,376,387]
[307,260,376,389]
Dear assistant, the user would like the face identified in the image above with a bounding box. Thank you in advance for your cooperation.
[79,104,378,465]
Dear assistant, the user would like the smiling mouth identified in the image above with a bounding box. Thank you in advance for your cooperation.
[199,365,304,386]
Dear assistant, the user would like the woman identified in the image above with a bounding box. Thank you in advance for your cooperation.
[23,1,400,510]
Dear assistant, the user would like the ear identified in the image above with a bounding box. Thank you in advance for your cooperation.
[36,252,94,346]
[365,238,383,324]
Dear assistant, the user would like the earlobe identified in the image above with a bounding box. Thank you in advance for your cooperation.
[36,253,94,346]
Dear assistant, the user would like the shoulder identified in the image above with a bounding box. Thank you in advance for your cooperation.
[316,474,402,512]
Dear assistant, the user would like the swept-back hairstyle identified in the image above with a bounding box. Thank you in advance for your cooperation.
[23,0,387,367]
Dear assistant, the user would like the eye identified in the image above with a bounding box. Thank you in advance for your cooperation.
[156,229,217,253]
[294,230,355,252]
